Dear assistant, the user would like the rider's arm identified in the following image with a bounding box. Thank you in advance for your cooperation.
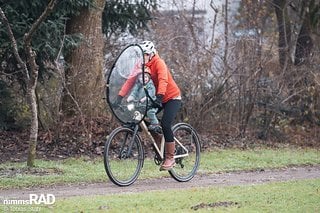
[155,60,168,97]
[146,81,157,100]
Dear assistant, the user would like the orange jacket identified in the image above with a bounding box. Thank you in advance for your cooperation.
[145,54,180,103]
[119,54,180,103]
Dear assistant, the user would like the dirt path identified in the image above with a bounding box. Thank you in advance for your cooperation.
[1,165,320,199]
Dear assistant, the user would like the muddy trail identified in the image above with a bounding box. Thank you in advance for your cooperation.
[1,165,320,199]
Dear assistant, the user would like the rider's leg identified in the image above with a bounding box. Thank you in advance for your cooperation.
[159,99,181,171]
[160,142,175,170]
[147,108,161,133]
[147,108,159,125]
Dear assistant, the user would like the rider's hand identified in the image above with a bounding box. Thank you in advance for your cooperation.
[140,97,146,103]
[153,94,163,108]
[127,95,134,102]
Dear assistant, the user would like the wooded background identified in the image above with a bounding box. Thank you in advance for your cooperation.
[0,0,319,165]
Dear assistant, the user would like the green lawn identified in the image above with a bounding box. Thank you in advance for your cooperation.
[0,147,319,189]
[3,179,319,212]
[54,179,320,212]
[1,147,319,212]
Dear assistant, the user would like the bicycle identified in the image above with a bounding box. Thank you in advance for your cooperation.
[103,102,201,186]
[103,43,201,186]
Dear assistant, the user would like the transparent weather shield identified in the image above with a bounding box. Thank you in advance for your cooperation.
[105,44,148,124]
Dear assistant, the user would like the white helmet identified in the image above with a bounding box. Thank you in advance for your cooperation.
[139,41,156,55]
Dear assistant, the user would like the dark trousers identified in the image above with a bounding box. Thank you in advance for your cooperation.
[161,99,181,142]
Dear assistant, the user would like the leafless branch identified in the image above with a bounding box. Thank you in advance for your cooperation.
[24,0,57,45]
[0,7,29,79]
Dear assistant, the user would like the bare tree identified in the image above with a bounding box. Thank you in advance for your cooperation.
[136,0,320,145]
[293,0,314,65]
[223,0,229,76]
[0,0,57,167]
[273,0,292,69]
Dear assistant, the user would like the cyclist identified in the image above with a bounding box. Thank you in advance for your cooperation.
[115,41,181,171]
[139,40,182,171]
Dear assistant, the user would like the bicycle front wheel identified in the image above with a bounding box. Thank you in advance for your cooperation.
[104,126,144,186]
[169,123,201,182]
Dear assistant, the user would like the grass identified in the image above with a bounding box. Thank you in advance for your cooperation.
[0,147,319,189]
[7,178,319,212]
[199,147,320,173]
[0,147,319,212]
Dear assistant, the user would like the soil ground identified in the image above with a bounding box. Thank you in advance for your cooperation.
[1,165,320,199]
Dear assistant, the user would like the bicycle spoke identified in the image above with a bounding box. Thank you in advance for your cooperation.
[104,127,144,186]
[169,123,201,182]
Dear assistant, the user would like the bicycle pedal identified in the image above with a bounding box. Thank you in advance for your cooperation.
[153,153,162,165]
[154,156,162,165]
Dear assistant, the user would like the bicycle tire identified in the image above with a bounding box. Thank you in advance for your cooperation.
[169,123,201,182]
[104,126,144,186]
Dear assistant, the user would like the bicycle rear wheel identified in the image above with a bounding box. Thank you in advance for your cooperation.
[169,123,201,182]
[104,126,144,186]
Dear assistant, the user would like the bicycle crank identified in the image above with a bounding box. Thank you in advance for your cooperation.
[154,154,162,165]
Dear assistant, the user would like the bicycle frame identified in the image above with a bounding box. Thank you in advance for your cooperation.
[121,103,189,161]
[133,111,189,160]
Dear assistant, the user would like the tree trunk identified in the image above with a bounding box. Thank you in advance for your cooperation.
[294,1,313,65]
[24,0,56,167]
[273,0,291,68]
[26,65,39,167]
[63,0,106,119]
[223,0,229,75]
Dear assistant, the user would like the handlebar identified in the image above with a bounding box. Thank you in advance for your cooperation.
[113,99,162,123]
[114,101,147,121]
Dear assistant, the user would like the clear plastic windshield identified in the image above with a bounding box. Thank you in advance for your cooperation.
[106,44,148,124]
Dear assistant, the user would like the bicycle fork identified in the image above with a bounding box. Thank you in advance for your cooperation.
[120,125,140,159]
[119,126,139,159]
